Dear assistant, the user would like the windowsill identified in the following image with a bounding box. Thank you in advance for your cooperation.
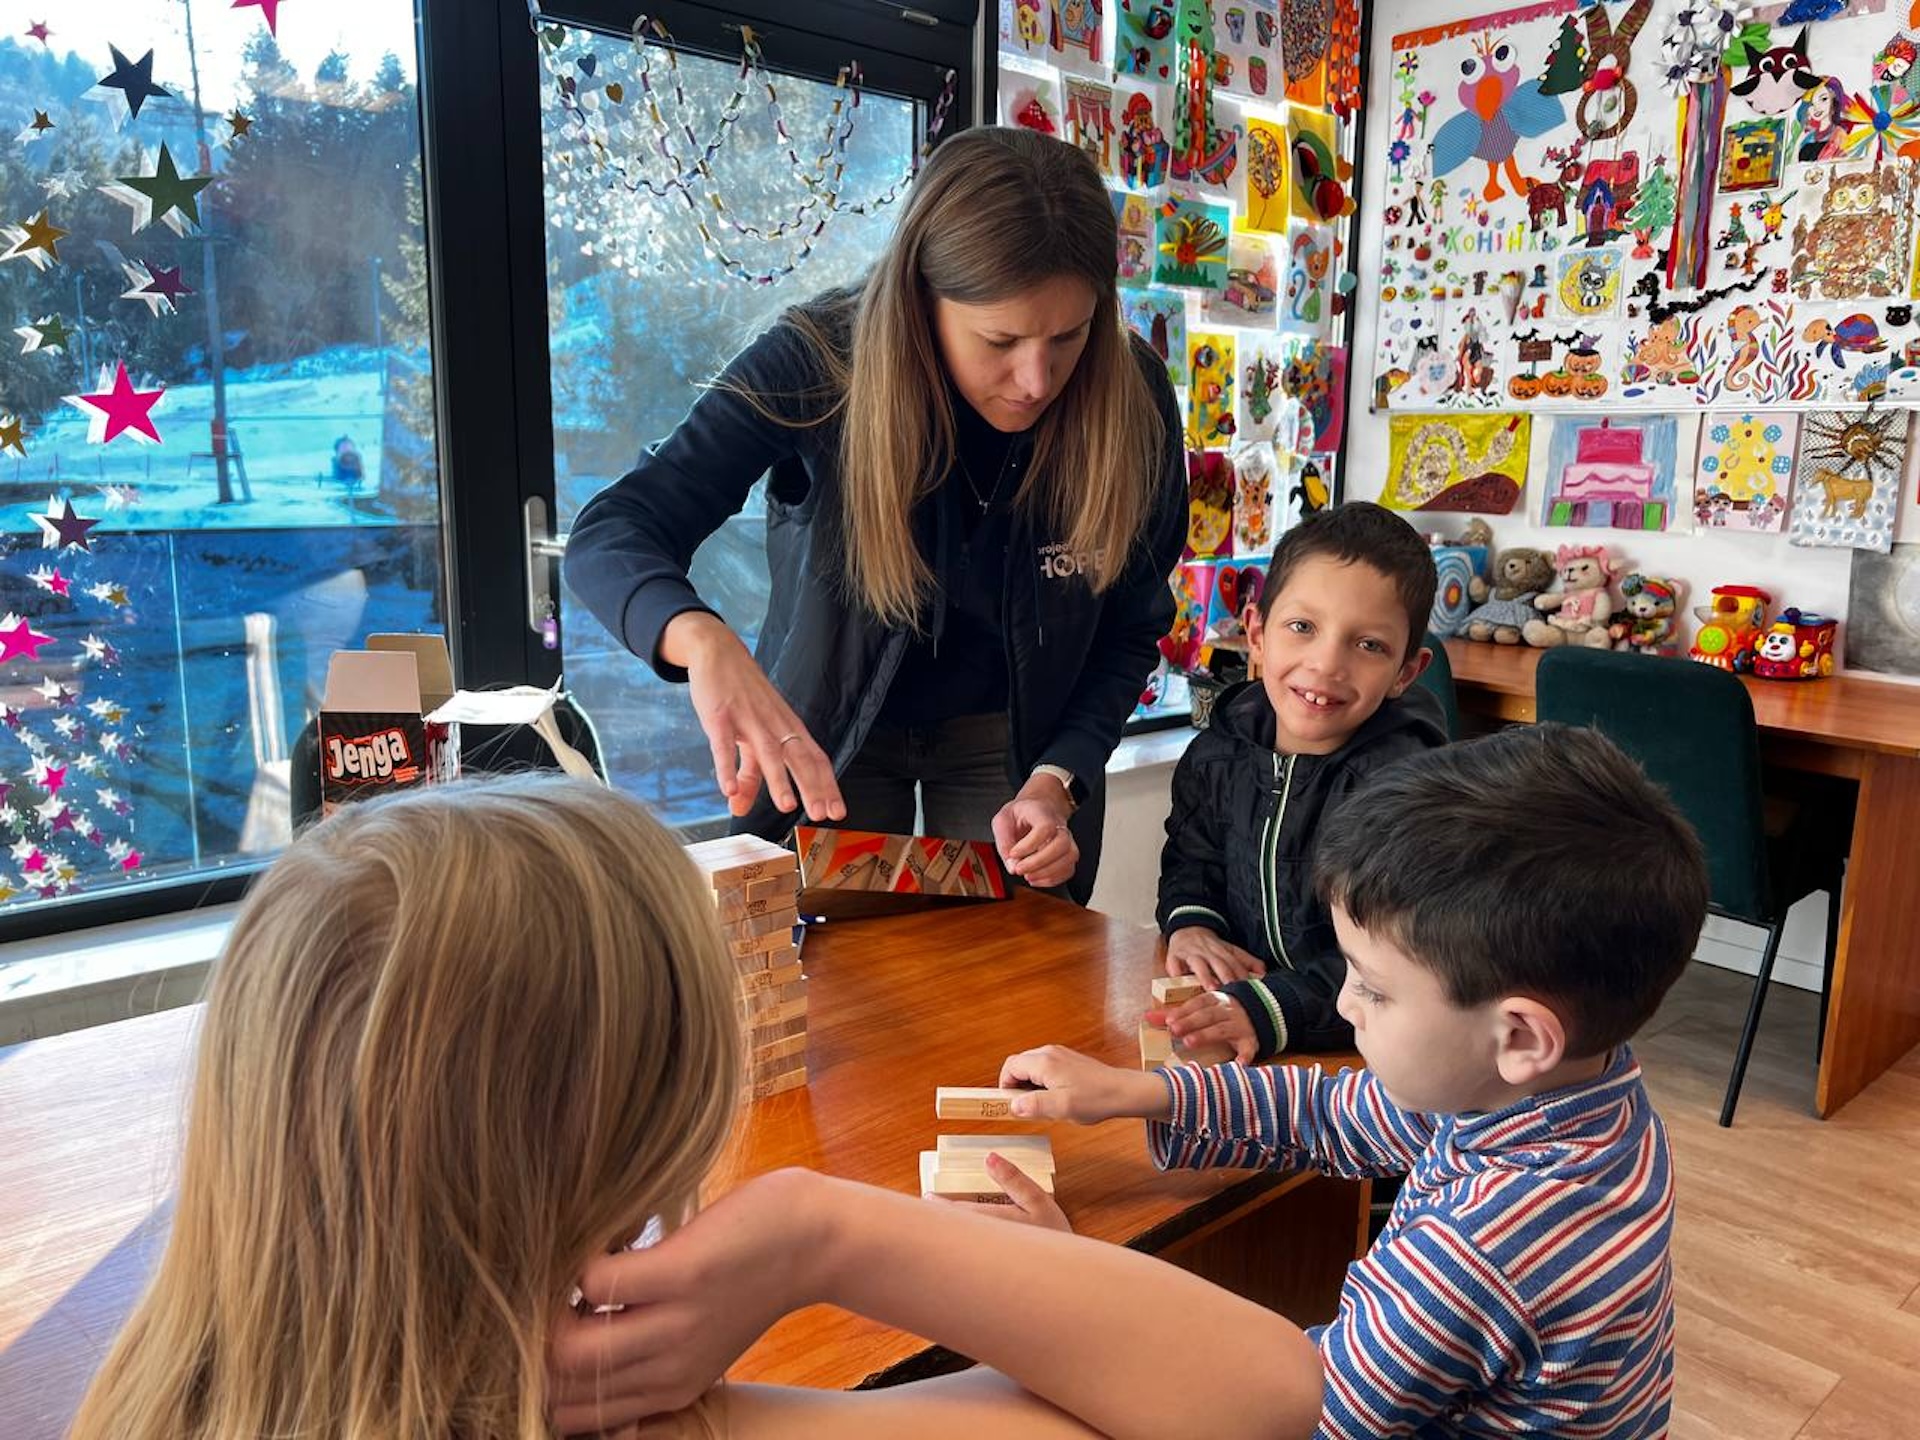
[0,906,234,1046]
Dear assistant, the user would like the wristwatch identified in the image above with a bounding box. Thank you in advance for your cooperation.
[1030,763,1085,812]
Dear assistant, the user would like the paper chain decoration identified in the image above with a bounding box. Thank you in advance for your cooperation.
[537,12,956,286]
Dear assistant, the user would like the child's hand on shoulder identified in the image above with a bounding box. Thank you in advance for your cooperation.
[926,1152,1073,1233]
[998,1044,1172,1124]
[1165,927,1265,987]
[1163,991,1260,1065]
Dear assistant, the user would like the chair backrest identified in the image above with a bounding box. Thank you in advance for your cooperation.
[1535,648,1771,921]
[1415,632,1462,742]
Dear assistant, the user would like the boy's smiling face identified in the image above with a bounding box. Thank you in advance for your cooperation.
[1247,554,1427,756]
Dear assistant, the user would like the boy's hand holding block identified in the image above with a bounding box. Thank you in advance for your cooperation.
[934,1086,1031,1120]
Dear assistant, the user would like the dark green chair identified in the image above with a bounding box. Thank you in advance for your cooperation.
[1535,648,1848,1126]
[1415,632,1462,741]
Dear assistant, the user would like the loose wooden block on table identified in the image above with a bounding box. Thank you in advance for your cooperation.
[934,1086,1032,1120]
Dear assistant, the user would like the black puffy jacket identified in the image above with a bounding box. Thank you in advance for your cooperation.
[1156,679,1449,1057]
[564,295,1188,888]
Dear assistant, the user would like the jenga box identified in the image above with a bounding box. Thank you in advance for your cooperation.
[793,825,1009,919]
[317,634,459,815]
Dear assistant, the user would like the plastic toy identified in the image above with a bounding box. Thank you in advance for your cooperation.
[1752,608,1838,680]
[1689,584,1772,672]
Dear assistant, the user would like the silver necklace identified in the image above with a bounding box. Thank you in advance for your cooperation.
[955,447,1011,515]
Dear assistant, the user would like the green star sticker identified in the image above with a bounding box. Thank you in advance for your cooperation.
[118,144,212,232]
[32,314,71,350]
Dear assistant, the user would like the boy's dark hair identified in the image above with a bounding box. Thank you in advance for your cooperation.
[1313,724,1709,1056]
[1258,502,1437,659]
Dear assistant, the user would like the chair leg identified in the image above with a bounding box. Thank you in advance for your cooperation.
[1815,871,1843,1065]
[1721,920,1787,1128]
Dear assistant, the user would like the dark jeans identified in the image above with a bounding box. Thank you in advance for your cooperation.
[838,712,1104,905]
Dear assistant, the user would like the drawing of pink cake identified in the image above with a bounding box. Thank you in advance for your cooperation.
[1558,423,1654,503]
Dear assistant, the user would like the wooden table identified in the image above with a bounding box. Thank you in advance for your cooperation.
[1445,638,1920,1119]
[0,892,1366,1435]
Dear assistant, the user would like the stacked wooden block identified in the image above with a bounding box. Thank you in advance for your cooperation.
[924,1088,1055,1205]
[1141,974,1234,1069]
[685,835,807,1102]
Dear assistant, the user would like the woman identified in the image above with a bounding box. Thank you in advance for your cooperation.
[1794,76,1849,160]
[565,127,1187,902]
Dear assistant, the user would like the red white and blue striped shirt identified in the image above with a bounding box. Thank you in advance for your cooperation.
[1150,1048,1673,1438]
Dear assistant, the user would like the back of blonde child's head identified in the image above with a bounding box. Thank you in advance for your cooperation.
[71,774,741,1440]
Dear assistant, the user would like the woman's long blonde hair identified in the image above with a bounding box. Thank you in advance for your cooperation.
[70,776,742,1440]
[787,125,1163,630]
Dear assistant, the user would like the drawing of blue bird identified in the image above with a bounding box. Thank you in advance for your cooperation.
[1430,33,1567,201]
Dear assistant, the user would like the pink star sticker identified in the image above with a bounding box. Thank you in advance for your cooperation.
[0,615,53,664]
[121,849,142,872]
[46,569,69,597]
[48,805,75,834]
[25,21,49,43]
[41,763,65,794]
[69,361,163,444]
[21,848,45,873]
[233,0,286,34]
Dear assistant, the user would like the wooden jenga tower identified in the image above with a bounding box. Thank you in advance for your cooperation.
[685,835,807,1102]
[918,1132,1057,1205]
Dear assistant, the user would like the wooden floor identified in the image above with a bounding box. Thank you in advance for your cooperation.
[1638,963,1920,1440]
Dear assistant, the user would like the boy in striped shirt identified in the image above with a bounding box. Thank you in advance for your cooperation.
[999,725,1708,1437]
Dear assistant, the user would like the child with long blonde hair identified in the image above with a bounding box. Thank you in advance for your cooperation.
[72,776,1320,1440]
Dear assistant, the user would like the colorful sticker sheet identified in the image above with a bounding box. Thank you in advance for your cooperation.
[1373,3,1920,413]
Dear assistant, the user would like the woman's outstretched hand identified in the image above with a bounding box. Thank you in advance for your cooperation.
[663,612,847,823]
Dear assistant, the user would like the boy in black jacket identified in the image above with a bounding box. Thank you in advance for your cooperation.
[1158,503,1447,1061]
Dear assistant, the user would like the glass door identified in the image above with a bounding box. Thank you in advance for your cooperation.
[526,4,968,833]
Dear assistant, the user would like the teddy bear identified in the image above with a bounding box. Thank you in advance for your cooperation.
[1609,573,1683,656]
[1522,544,1619,649]
[1462,546,1556,645]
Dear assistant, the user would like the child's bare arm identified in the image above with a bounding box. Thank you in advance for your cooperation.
[551,1168,1321,1440]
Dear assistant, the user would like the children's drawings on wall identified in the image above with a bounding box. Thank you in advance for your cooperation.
[1241,115,1291,233]
[1055,0,1105,74]
[1372,3,1920,413]
[1185,450,1235,558]
[1280,225,1333,333]
[1382,412,1530,513]
[999,0,1059,60]
[1154,197,1231,290]
[1203,234,1280,326]
[1552,247,1625,320]
[1189,331,1238,448]
[1236,335,1289,442]
[1286,106,1339,223]
[1121,290,1188,384]
[1063,77,1115,177]
[1694,412,1800,530]
[1538,415,1682,531]
[1231,441,1279,552]
[1788,159,1914,299]
[999,63,1061,134]
[1114,83,1171,189]
[1117,0,1179,80]
[1217,0,1281,99]
[1789,407,1910,551]
[1281,0,1335,106]
[1113,191,1154,288]
[1282,339,1343,452]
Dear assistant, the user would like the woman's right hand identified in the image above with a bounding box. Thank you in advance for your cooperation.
[663,612,846,822]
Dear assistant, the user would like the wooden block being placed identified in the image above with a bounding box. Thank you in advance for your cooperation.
[1152,975,1207,1008]
[1140,1020,1174,1070]
[936,1133,1055,1173]
[934,1086,1029,1120]
[686,835,797,890]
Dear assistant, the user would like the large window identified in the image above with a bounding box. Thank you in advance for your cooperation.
[0,3,441,928]
[537,13,948,832]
